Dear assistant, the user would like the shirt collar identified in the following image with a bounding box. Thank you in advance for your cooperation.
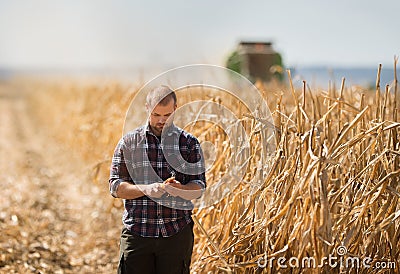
[143,123,181,138]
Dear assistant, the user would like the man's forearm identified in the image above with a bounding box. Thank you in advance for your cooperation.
[116,181,145,199]
[177,182,203,200]
[114,180,203,200]
[163,180,204,200]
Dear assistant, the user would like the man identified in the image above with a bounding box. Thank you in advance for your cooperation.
[109,86,206,274]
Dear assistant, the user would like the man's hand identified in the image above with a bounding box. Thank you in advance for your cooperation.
[164,180,183,197]
[164,180,203,200]
[141,183,166,198]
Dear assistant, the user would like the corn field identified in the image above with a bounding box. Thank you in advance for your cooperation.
[190,65,400,273]
[95,64,398,273]
[1,61,399,273]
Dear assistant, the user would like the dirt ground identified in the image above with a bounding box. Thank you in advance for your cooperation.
[0,81,121,273]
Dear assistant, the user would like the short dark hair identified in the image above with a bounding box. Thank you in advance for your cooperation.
[146,86,177,109]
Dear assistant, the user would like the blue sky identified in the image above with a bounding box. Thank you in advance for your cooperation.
[0,0,399,70]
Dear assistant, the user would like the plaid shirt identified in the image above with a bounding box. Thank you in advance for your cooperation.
[109,123,206,237]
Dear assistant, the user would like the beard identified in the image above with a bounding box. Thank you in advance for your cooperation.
[150,121,172,136]
[155,123,165,132]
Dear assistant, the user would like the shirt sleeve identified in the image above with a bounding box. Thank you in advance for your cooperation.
[185,137,206,190]
[109,137,133,198]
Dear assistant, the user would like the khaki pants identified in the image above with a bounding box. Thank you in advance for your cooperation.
[118,223,194,274]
